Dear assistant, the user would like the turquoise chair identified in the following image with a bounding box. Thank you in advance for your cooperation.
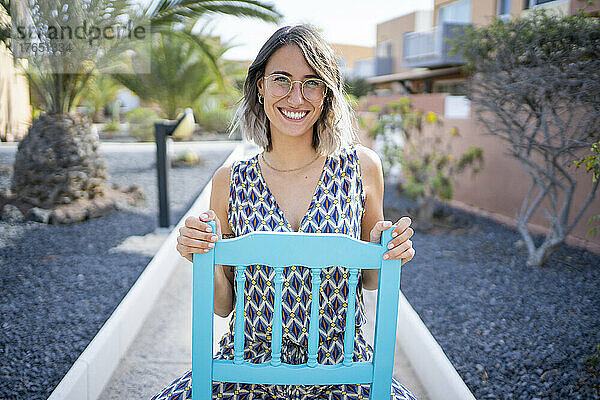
[193,220,402,399]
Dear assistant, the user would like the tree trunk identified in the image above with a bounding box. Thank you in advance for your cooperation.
[11,113,108,209]
[417,195,434,230]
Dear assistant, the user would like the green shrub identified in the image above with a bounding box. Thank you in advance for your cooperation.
[126,107,159,142]
[102,119,120,133]
[195,106,233,134]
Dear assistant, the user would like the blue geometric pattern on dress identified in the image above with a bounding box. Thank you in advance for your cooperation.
[151,144,417,400]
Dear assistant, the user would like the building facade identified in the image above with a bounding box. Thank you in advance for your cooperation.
[0,43,31,142]
[362,0,600,252]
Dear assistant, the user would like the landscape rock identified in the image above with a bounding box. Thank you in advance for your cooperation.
[26,207,52,224]
[1,204,23,222]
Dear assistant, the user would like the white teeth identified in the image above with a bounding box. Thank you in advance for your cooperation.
[281,109,307,120]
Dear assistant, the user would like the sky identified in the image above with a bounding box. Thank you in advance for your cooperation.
[205,0,434,61]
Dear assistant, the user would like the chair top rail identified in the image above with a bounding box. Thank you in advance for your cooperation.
[213,232,385,269]
[213,359,374,385]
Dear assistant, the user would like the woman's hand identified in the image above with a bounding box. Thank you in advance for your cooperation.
[176,210,222,262]
[369,216,415,265]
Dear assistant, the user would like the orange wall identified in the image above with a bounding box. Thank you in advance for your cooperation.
[360,93,600,252]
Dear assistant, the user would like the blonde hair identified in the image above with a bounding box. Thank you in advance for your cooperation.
[230,25,358,155]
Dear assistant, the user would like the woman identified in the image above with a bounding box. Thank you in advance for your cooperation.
[153,25,417,400]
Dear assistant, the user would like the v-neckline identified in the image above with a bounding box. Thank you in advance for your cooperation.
[254,152,330,233]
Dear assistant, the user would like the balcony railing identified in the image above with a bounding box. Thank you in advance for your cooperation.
[402,23,470,69]
[374,57,394,76]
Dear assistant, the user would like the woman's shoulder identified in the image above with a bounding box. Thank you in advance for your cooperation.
[213,154,256,180]
[349,143,383,180]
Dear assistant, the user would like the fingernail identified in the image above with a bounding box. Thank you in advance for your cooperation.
[391,231,398,238]
[211,235,218,242]
[383,254,390,260]
[387,242,394,249]
[208,243,214,248]
[206,226,212,232]
[200,213,208,220]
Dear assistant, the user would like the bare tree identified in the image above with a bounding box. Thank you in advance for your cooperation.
[453,10,600,267]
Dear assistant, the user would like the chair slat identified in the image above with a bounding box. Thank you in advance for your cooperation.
[213,359,373,385]
[233,265,247,364]
[307,267,322,367]
[213,233,383,269]
[343,268,360,366]
[270,266,284,366]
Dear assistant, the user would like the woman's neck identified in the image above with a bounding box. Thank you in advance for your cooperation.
[265,130,322,170]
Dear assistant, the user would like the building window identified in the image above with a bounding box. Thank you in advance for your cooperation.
[376,40,392,58]
[525,0,559,8]
[498,0,511,15]
[438,0,471,24]
[434,80,468,96]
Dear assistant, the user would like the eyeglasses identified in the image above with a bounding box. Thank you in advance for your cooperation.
[264,73,327,102]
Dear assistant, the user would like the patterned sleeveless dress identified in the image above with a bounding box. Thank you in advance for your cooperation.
[151,144,417,400]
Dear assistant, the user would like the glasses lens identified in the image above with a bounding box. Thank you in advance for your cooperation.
[266,75,291,98]
[303,79,326,101]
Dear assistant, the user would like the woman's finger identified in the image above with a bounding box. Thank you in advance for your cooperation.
[177,233,217,249]
[199,210,222,237]
[369,220,393,243]
[178,226,217,241]
[390,216,412,238]
[385,227,414,249]
[383,245,415,262]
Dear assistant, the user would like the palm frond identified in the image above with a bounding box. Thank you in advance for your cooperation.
[148,0,281,27]
[0,0,10,47]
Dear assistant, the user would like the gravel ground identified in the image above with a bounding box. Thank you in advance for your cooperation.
[0,142,236,400]
[385,186,600,400]
[1,142,599,400]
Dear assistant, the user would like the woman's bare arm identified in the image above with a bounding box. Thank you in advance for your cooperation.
[208,164,236,317]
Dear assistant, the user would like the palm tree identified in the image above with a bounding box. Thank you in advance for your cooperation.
[79,75,124,123]
[0,0,281,220]
[114,28,224,120]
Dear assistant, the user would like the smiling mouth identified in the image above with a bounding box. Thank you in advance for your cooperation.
[279,108,308,121]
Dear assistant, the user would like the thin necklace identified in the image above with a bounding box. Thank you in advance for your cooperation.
[261,152,322,173]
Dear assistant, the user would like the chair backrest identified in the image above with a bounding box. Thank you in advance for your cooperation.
[192,220,402,399]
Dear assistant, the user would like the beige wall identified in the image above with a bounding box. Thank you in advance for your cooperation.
[330,44,374,70]
[360,93,600,253]
[376,13,417,74]
[434,0,600,24]
[570,0,600,15]
[434,0,500,26]
[0,43,31,141]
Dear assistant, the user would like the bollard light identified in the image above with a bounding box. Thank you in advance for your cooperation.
[154,108,195,229]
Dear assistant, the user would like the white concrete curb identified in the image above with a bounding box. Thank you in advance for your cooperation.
[396,292,476,400]
[47,142,249,400]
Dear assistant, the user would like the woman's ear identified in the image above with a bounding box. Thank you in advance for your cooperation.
[257,77,264,96]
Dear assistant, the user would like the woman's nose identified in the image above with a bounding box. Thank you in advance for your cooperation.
[287,81,304,105]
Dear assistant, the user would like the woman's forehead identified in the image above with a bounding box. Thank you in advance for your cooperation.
[264,45,317,77]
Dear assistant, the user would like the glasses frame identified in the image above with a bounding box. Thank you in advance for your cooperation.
[263,73,328,103]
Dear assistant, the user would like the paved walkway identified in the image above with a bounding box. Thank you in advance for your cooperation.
[99,259,428,400]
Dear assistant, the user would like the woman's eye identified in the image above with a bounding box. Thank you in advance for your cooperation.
[273,76,289,84]
[305,79,322,87]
